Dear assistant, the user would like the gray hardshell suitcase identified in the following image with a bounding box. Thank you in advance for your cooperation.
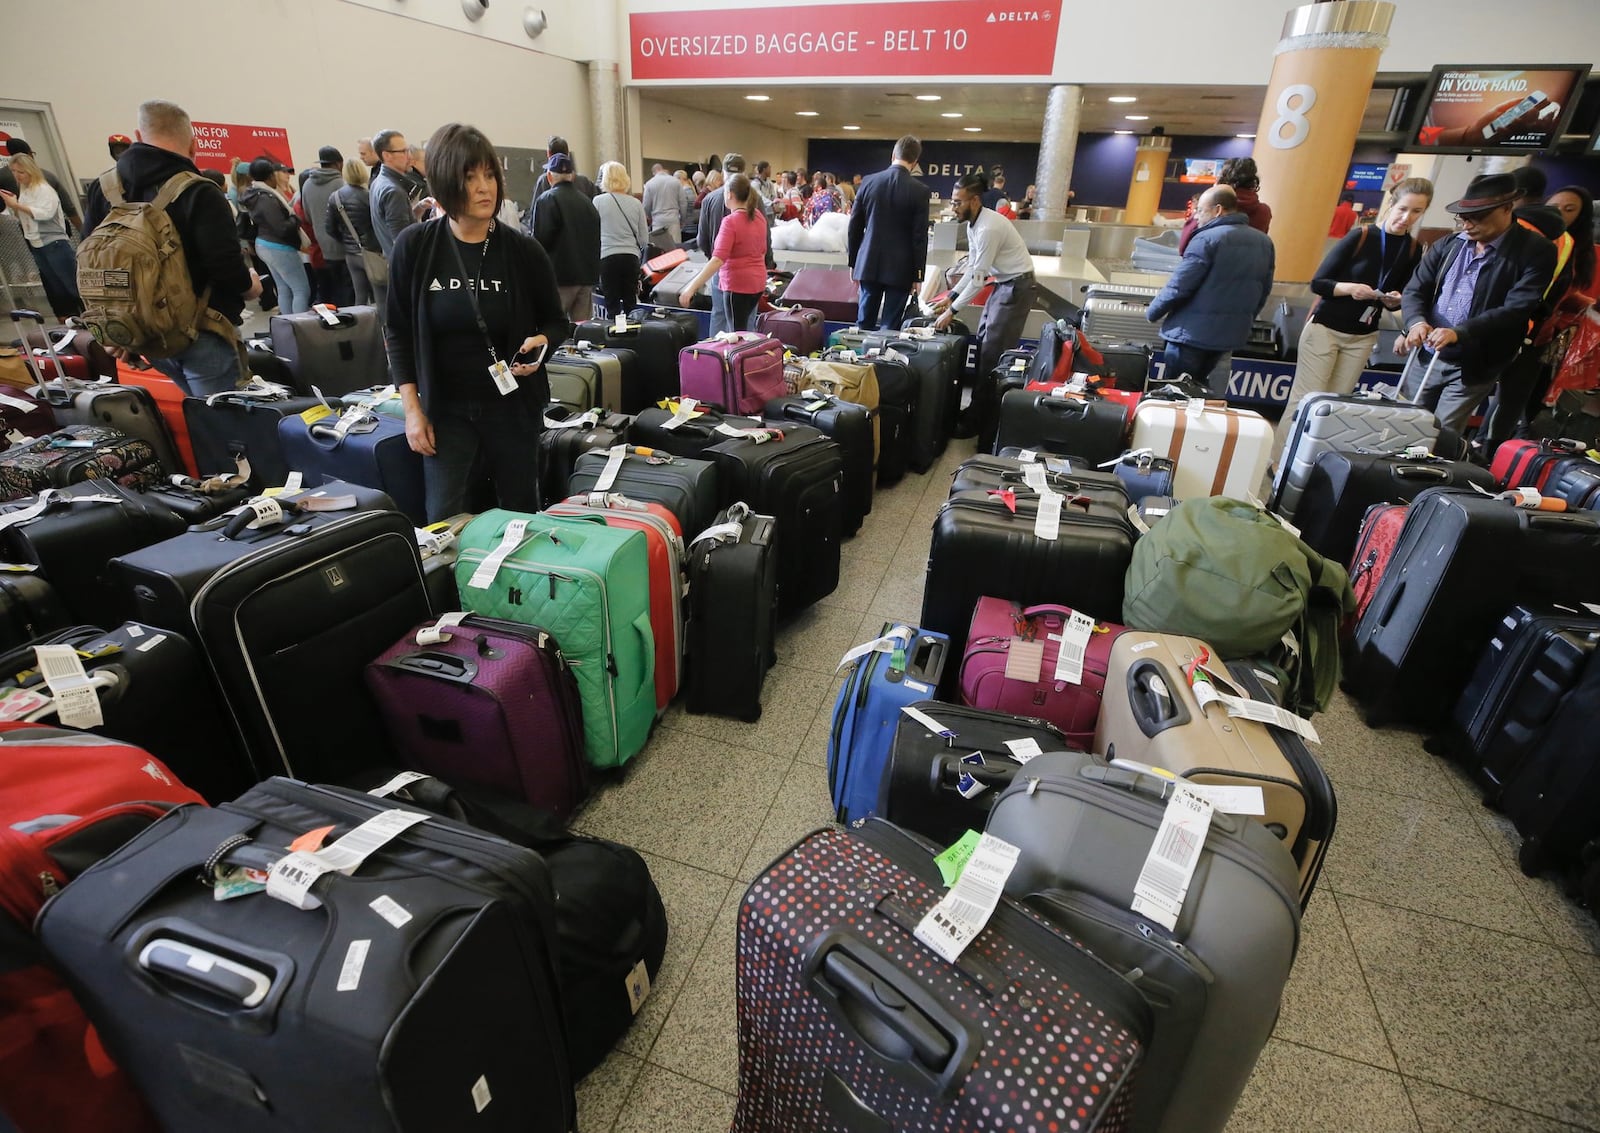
[1081,285,1163,348]
[549,345,625,413]
[1271,392,1439,520]
[986,750,1301,1133]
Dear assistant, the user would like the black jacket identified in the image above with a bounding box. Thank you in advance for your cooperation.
[81,142,252,323]
[1310,226,1423,335]
[384,217,571,415]
[1401,221,1559,377]
[531,180,601,287]
[239,186,302,249]
[325,184,382,256]
[848,165,933,287]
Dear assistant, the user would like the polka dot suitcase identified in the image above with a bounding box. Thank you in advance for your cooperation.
[732,820,1150,1133]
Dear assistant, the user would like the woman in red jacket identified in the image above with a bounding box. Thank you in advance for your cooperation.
[1179,157,1272,253]
[680,173,769,330]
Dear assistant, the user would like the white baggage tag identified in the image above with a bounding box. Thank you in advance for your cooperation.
[1033,490,1062,542]
[661,399,700,431]
[594,445,629,491]
[1002,638,1044,683]
[914,832,1020,963]
[32,644,103,729]
[368,770,435,798]
[135,634,167,653]
[1009,358,1027,373]
[1021,463,1049,493]
[835,625,915,672]
[1130,784,1214,932]
[243,497,286,530]
[1017,449,1038,463]
[415,611,470,646]
[0,391,37,413]
[1185,397,1206,419]
[266,809,429,910]
[1127,504,1152,534]
[370,894,413,928]
[1003,737,1043,763]
[415,527,456,560]
[900,703,956,739]
[336,939,371,991]
[282,471,304,493]
[1049,611,1096,685]
[466,519,530,591]
[331,406,365,439]
[614,311,629,333]
[313,303,341,327]
[1180,784,1267,816]
[1217,693,1322,744]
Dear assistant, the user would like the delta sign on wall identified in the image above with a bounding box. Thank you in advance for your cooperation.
[630,0,1063,81]
[189,122,293,176]
[808,139,1039,201]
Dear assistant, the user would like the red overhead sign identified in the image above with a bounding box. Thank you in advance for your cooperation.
[630,0,1062,81]
[189,122,293,175]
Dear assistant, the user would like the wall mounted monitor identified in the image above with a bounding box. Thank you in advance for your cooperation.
[1410,65,1590,154]
[1179,158,1221,184]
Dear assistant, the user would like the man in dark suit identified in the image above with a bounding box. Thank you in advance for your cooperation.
[847,135,932,331]
[1398,172,1558,435]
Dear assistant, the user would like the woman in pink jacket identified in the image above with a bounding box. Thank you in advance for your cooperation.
[680,173,769,330]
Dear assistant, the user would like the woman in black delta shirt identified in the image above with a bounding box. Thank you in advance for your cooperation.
[385,122,571,521]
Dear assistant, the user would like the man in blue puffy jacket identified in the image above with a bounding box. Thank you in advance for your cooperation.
[1147,184,1276,394]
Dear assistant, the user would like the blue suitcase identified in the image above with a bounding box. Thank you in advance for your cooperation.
[1112,450,1177,503]
[278,407,426,524]
[825,622,950,823]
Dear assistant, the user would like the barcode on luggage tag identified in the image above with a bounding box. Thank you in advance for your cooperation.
[1131,785,1213,932]
[1033,490,1062,542]
[914,833,1020,963]
[467,519,530,590]
[1050,612,1095,685]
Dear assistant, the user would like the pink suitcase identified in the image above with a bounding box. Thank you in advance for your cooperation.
[958,597,1126,748]
[755,305,825,355]
[679,332,786,414]
[778,268,860,322]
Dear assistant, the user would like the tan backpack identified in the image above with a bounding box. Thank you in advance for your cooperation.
[76,170,212,359]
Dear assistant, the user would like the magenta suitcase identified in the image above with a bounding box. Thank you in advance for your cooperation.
[778,269,860,323]
[364,613,589,820]
[679,332,786,415]
[755,306,825,355]
[957,597,1126,748]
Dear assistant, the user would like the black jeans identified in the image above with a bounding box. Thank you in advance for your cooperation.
[857,283,911,332]
[729,291,760,332]
[599,253,641,315]
[424,394,544,521]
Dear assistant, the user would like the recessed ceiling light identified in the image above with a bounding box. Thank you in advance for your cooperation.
[795,111,819,117]
[915,94,942,102]
[962,127,982,133]
[744,94,770,102]
[1125,115,1149,121]
[1113,129,1134,135]
[1108,96,1138,104]
[841,125,861,131]
[1236,133,1256,139]
[940,112,963,119]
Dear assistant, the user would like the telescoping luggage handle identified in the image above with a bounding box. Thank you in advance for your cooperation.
[8,308,105,399]
[1392,347,1440,404]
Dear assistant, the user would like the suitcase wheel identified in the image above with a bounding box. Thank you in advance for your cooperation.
[1517,837,1548,878]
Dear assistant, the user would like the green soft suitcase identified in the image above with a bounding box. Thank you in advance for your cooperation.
[456,509,656,769]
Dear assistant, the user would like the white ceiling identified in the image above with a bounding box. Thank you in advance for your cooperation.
[642,82,1401,144]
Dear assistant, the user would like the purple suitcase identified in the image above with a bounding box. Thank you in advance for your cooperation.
[679,332,786,415]
[778,269,861,323]
[755,306,825,355]
[365,613,589,820]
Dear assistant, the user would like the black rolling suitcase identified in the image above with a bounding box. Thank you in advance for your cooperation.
[877,701,1070,846]
[865,334,957,472]
[1345,487,1600,729]
[573,310,699,411]
[763,393,873,536]
[731,819,1150,1133]
[1496,648,1600,876]
[994,388,1129,466]
[684,504,778,720]
[568,445,719,537]
[975,350,1034,453]
[0,480,186,628]
[1432,603,1600,800]
[0,621,250,803]
[36,776,576,1133]
[536,410,632,508]
[185,388,333,491]
[0,571,68,652]
[923,488,1136,685]
[147,478,258,525]
[626,404,750,457]
[1293,450,1497,566]
[824,347,914,486]
[1096,343,1155,388]
[107,484,430,785]
[269,305,388,396]
[947,453,1130,502]
[703,426,844,614]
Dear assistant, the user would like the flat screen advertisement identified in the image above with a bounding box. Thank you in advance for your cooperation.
[1410,65,1589,153]
[1345,164,1390,192]
[1179,159,1220,184]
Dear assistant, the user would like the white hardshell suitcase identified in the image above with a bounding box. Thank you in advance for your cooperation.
[1271,391,1439,520]
[1082,285,1164,347]
[1129,398,1273,500]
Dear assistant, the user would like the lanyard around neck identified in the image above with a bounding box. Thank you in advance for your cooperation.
[444,221,499,365]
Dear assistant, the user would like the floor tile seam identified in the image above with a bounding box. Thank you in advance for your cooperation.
[1322,889,1412,1081]
[650,721,810,766]
[1256,1033,1407,1078]
[637,881,747,1071]
[637,1057,739,1101]
[1327,887,1557,950]
[1397,1072,1600,1132]
[1554,945,1600,1011]
[1327,776,1474,812]
[1453,795,1594,942]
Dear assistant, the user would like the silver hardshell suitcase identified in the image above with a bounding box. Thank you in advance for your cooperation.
[1271,390,1439,520]
[985,750,1301,1133]
[1081,284,1164,347]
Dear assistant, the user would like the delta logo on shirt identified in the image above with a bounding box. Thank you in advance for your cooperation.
[428,277,505,293]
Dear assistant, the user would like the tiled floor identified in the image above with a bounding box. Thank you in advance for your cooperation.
[567,433,1600,1132]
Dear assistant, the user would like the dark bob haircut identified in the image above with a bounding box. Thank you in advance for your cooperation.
[424,123,504,219]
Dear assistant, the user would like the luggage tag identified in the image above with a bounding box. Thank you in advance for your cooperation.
[542,409,601,431]
[266,808,430,911]
[1500,487,1566,511]
[32,644,104,729]
[1020,463,1050,493]
[1191,672,1322,743]
[835,625,915,672]
[714,423,782,444]
[0,391,38,413]
[415,526,457,560]
[955,752,990,799]
[934,830,983,887]
[1046,611,1096,685]
[488,358,519,396]
[313,303,342,327]
[240,497,286,530]
[914,831,1021,963]
[1130,783,1213,932]
[593,445,629,492]
[660,398,701,431]
[900,703,957,742]
[987,488,1018,514]
[1033,489,1062,542]
[467,518,531,591]
[299,402,335,426]
[0,685,52,722]
[415,611,469,645]
[1003,737,1043,764]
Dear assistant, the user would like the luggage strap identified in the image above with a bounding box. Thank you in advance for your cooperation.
[689,502,750,550]
[0,488,128,532]
[834,623,915,673]
[206,375,295,405]
[168,455,252,494]
[1161,400,1242,495]
[543,408,602,431]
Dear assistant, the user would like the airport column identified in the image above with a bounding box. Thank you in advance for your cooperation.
[1033,85,1082,224]
[1123,134,1170,226]
[590,61,623,175]
[1249,0,1394,281]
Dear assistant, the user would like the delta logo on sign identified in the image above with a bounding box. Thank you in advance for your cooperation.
[630,0,1063,81]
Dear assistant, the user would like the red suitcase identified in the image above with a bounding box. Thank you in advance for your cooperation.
[1347,502,1407,627]
[1491,437,1587,490]
[777,268,860,323]
[957,597,1126,748]
[115,361,200,477]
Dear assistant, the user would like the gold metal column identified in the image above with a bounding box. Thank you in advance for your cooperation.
[1124,135,1170,226]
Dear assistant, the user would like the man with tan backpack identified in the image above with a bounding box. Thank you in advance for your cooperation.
[78,99,261,396]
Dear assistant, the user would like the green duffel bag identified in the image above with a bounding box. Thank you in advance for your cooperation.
[456,509,656,769]
[1123,496,1353,714]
